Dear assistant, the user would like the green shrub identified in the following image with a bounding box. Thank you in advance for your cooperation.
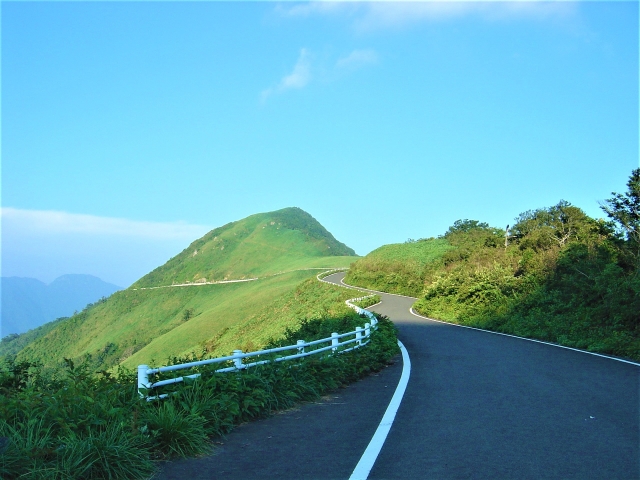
[142,402,209,458]
[406,197,640,361]
[57,424,155,479]
[345,238,451,296]
[0,293,399,478]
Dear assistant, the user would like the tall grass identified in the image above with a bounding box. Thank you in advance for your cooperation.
[0,280,399,479]
[345,238,451,296]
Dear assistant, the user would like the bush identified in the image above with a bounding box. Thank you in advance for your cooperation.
[142,402,209,458]
[0,306,399,478]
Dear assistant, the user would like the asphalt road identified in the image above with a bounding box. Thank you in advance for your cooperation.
[156,271,639,479]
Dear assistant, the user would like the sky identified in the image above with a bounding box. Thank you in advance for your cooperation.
[1,1,638,288]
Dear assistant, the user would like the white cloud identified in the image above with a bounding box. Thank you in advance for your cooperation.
[261,47,379,100]
[1,207,211,240]
[483,1,578,21]
[336,49,378,70]
[275,2,355,18]
[1,208,213,286]
[275,1,577,32]
[262,48,312,101]
[281,49,312,88]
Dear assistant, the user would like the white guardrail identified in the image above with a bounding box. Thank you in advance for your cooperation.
[137,294,378,401]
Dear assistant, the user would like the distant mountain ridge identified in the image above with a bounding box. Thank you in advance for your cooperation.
[1,274,122,336]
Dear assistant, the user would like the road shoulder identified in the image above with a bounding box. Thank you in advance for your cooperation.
[154,354,404,480]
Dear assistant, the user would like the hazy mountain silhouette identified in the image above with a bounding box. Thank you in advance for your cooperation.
[1,274,121,336]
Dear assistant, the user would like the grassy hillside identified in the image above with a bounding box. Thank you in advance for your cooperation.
[345,175,640,361]
[0,316,70,358]
[345,238,452,296]
[11,207,358,370]
[0,276,399,479]
[412,206,640,360]
[133,207,355,288]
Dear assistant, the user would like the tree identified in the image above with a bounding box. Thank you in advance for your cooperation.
[444,219,491,237]
[512,200,594,251]
[601,168,640,270]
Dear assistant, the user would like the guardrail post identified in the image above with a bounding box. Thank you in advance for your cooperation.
[365,322,371,337]
[331,332,339,352]
[356,327,363,346]
[297,340,305,355]
[233,350,243,369]
[138,364,150,398]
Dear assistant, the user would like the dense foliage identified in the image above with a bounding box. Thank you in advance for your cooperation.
[345,238,452,296]
[351,170,640,361]
[0,284,398,479]
[600,168,640,271]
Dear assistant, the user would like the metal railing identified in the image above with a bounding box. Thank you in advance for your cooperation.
[137,295,378,400]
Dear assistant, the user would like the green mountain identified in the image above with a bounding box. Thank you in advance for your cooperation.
[133,207,355,288]
[12,208,358,369]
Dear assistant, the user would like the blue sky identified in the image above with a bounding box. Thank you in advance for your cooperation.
[2,1,638,287]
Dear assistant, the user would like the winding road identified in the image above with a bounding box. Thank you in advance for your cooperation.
[156,271,639,479]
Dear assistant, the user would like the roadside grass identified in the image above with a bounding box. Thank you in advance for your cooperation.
[0,278,399,479]
[121,270,345,369]
[193,277,382,361]
[346,199,640,363]
[345,238,451,296]
[351,295,381,309]
[14,266,357,373]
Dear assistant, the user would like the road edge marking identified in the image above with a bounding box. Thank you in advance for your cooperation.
[330,272,640,367]
[349,340,411,480]
[409,308,640,367]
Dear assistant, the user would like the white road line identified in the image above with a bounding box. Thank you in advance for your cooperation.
[321,270,413,479]
[330,271,640,368]
[409,308,640,367]
[349,340,411,480]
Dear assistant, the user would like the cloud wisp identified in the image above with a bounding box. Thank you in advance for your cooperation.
[261,47,378,101]
[335,49,378,71]
[275,1,356,19]
[261,48,312,102]
[275,1,578,32]
[1,207,212,240]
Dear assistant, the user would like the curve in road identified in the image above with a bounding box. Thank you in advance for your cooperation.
[157,270,639,479]
[325,271,639,479]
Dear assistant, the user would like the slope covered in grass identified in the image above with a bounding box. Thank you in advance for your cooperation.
[120,270,367,369]
[133,207,355,288]
[192,276,375,361]
[11,208,358,370]
[0,277,399,479]
[0,316,70,358]
[345,181,640,361]
[345,238,452,296]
